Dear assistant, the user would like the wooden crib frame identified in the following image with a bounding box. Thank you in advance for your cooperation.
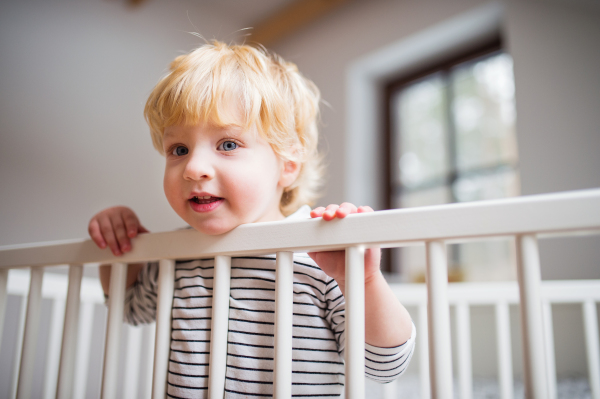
[1,188,599,399]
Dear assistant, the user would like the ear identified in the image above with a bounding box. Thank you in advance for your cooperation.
[278,159,301,189]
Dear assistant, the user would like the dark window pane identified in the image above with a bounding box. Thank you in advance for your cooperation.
[397,186,451,208]
[392,74,449,191]
[452,167,520,202]
[451,53,518,172]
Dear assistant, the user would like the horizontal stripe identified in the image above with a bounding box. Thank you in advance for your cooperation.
[122,252,415,397]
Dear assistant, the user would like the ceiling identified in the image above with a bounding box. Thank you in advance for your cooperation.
[204,0,297,27]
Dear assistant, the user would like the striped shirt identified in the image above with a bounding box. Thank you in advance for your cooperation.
[122,209,416,398]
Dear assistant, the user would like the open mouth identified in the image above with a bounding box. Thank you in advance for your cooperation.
[191,195,223,204]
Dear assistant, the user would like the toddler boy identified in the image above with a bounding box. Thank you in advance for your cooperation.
[89,41,415,397]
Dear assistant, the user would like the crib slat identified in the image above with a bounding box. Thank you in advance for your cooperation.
[123,325,143,399]
[543,301,557,399]
[152,259,175,399]
[583,300,600,399]
[345,245,365,399]
[455,302,472,399]
[274,251,294,398]
[45,298,65,399]
[73,301,95,399]
[515,235,548,399]
[56,264,83,399]
[209,255,231,398]
[0,269,8,349]
[12,293,28,399]
[495,302,513,399]
[425,241,453,399]
[418,304,431,399]
[382,378,398,399]
[144,323,156,399]
[101,262,128,399]
[17,267,44,399]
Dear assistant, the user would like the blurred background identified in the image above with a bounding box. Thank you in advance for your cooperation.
[1,0,599,397]
[1,0,600,281]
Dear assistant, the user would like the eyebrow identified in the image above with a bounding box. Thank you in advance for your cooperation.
[163,124,247,142]
[222,125,245,137]
[163,129,178,141]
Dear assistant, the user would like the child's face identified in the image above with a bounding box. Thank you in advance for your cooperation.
[162,120,296,235]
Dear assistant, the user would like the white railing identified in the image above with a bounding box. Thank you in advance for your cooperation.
[1,188,599,399]
[3,272,600,399]
[391,280,600,399]
[3,269,156,399]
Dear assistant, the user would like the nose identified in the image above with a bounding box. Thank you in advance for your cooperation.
[183,152,215,181]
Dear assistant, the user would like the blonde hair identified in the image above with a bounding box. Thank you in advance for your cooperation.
[144,40,324,215]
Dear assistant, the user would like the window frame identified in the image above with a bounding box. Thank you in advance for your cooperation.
[383,37,504,211]
[381,37,509,274]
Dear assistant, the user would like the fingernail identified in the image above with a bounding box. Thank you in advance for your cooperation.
[100,243,106,249]
[122,245,130,252]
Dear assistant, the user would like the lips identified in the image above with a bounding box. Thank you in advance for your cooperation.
[188,194,224,212]
[191,195,222,204]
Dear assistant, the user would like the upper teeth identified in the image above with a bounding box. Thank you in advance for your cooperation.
[196,196,211,199]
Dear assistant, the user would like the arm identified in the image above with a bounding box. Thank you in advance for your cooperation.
[88,206,149,296]
[309,203,413,348]
[98,263,145,296]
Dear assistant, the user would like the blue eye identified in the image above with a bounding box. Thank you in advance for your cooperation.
[172,146,188,156]
[220,141,238,151]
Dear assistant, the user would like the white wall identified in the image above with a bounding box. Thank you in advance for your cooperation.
[503,0,600,280]
[1,0,598,382]
[271,0,600,281]
[0,0,240,247]
[272,0,493,209]
[268,0,600,379]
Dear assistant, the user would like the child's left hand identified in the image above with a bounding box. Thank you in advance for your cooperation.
[308,203,381,293]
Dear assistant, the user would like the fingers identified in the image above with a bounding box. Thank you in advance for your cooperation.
[123,210,141,238]
[310,202,365,221]
[335,202,357,218]
[357,205,374,213]
[322,204,340,221]
[110,212,131,253]
[88,206,147,256]
[310,207,325,218]
[88,218,107,249]
[98,214,122,256]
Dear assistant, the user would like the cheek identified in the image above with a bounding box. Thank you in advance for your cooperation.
[163,168,181,209]
[226,161,278,207]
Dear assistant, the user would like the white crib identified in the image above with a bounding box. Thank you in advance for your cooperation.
[1,189,599,399]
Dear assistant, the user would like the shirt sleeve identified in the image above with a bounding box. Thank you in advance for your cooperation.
[364,322,416,383]
[121,261,160,325]
[324,280,416,383]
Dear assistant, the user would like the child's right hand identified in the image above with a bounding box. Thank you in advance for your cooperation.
[88,206,149,256]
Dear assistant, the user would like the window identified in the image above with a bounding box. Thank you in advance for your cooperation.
[385,42,519,281]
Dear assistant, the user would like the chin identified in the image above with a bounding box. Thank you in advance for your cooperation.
[191,220,238,236]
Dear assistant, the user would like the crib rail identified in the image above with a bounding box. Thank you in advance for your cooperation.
[1,188,600,399]
[393,280,600,399]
